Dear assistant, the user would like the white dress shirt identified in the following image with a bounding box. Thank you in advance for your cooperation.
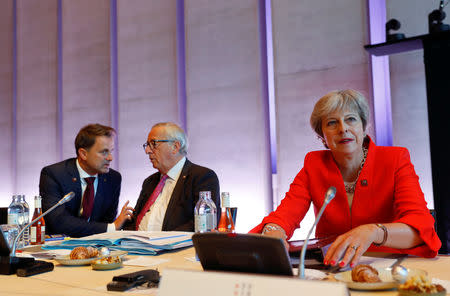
[76,159,115,232]
[138,157,186,231]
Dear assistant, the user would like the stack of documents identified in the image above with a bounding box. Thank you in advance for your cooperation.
[42,231,193,255]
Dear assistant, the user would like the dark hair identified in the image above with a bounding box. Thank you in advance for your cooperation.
[74,124,116,156]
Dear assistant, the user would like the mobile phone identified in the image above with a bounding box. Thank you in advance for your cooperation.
[107,280,141,292]
[107,269,160,292]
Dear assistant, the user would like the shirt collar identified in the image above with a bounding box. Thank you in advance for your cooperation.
[76,159,98,179]
[166,157,186,181]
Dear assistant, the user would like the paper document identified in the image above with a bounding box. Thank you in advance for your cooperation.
[42,231,193,255]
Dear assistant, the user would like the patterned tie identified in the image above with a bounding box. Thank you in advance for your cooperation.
[135,174,169,230]
[81,177,96,220]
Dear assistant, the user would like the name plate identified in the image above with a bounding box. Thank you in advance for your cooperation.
[159,269,348,296]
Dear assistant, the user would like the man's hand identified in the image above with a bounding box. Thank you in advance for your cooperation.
[114,201,134,230]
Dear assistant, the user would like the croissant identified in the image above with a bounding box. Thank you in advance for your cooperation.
[87,246,99,258]
[351,264,381,283]
[70,246,90,259]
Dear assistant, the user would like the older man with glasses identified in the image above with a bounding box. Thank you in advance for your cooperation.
[123,122,220,231]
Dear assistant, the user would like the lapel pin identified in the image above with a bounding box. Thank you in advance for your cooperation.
[361,179,368,186]
[72,177,77,182]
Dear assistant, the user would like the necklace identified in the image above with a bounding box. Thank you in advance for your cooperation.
[344,146,368,194]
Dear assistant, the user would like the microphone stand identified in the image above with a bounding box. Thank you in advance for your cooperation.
[299,187,336,279]
[0,192,75,275]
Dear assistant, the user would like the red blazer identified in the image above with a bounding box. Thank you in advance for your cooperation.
[250,138,441,257]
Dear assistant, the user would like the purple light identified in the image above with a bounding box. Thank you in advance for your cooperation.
[176,0,187,133]
[57,0,63,161]
[110,0,119,169]
[367,0,393,146]
[259,0,278,210]
[12,0,17,193]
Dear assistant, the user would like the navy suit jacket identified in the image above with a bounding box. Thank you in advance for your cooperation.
[39,158,121,237]
[124,159,220,231]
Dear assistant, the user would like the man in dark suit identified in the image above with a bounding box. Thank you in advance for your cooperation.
[123,122,220,231]
[39,124,133,237]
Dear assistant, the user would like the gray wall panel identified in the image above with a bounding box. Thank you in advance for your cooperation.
[185,0,271,232]
[117,0,178,207]
[386,1,444,207]
[61,0,111,159]
[0,0,14,205]
[15,0,58,201]
[272,0,371,239]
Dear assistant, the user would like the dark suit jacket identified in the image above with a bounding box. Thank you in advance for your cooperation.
[39,158,121,237]
[124,159,220,231]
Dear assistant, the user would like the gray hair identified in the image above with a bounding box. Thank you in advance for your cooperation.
[310,89,370,139]
[152,122,188,156]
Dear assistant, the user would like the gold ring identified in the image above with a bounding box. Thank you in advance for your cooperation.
[350,245,358,251]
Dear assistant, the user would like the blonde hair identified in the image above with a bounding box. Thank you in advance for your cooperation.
[310,89,369,138]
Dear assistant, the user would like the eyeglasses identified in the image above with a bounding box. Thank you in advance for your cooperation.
[143,139,174,151]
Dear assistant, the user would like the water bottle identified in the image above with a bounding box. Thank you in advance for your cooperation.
[7,195,24,249]
[205,192,217,230]
[7,195,21,225]
[194,191,217,232]
[19,195,30,246]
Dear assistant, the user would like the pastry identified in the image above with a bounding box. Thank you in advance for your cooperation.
[398,275,446,296]
[351,264,381,283]
[69,246,99,260]
[70,246,90,259]
[87,246,99,258]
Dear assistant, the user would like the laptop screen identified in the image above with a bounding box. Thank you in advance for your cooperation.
[192,232,293,276]
[0,225,15,256]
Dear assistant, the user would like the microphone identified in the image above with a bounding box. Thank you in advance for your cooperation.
[0,192,75,275]
[56,191,76,207]
[299,186,336,279]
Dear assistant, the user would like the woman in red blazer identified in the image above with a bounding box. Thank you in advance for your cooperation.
[250,89,441,268]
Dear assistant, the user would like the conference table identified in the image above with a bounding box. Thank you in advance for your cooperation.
[1,246,449,295]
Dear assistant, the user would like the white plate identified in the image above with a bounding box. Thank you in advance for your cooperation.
[54,250,127,266]
[334,268,427,291]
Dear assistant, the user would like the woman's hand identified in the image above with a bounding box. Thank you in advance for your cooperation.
[323,224,379,268]
[261,223,290,250]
